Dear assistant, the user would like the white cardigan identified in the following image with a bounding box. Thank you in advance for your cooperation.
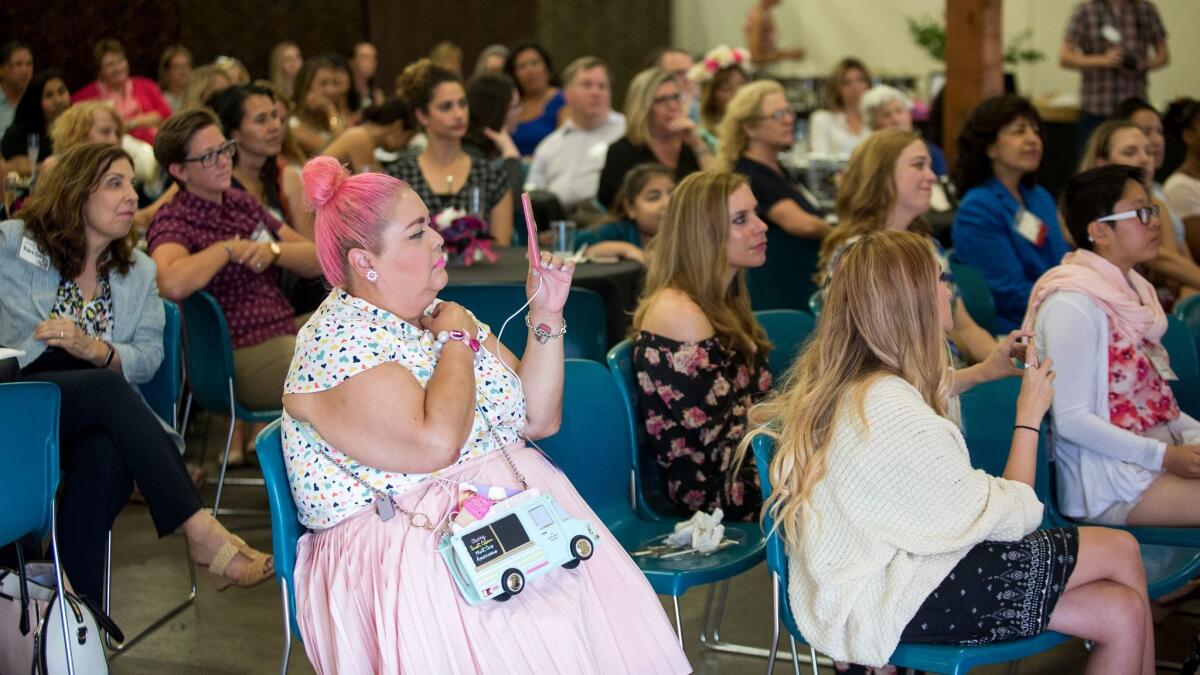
[1035,291,1198,520]
[786,376,1043,667]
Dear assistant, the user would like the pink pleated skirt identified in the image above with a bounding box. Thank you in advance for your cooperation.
[294,445,693,675]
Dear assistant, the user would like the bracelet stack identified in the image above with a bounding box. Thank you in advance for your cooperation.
[432,329,483,362]
[525,314,567,344]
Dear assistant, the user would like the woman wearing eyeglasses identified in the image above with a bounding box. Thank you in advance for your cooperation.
[1024,164,1200,529]
[148,109,321,460]
[597,68,713,209]
[718,80,828,241]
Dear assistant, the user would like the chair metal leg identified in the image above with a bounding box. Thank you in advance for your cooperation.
[672,595,684,648]
[50,509,77,675]
[210,387,237,516]
[766,572,781,674]
[279,583,293,675]
[102,531,198,653]
[806,644,819,675]
[700,578,807,660]
[788,636,801,675]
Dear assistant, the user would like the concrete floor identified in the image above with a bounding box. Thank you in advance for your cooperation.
[103,411,1198,674]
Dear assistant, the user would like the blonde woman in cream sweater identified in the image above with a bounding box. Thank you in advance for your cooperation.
[740,230,1154,673]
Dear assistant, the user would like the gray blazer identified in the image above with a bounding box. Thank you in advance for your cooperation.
[0,219,164,384]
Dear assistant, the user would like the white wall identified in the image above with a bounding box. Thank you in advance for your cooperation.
[672,0,1198,107]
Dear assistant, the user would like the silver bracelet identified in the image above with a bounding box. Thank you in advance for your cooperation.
[525,314,567,344]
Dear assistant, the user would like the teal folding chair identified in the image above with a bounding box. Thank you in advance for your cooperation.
[948,261,999,336]
[539,359,765,650]
[105,299,197,652]
[754,309,815,382]
[438,283,608,361]
[0,382,77,674]
[1163,314,1199,378]
[1169,301,1200,417]
[255,420,305,675]
[752,434,1070,675]
[746,227,821,311]
[959,377,1200,598]
[1176,295,1200,350]
[182,291,279,516]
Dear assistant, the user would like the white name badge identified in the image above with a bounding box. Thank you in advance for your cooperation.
[1014,209,1047,247]
[1102,25,1122,44]
[19,237,50,271]
[250,221,274,244]
[1145,342,1179,381]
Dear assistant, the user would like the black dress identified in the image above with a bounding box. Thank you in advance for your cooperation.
[597,138,700,209]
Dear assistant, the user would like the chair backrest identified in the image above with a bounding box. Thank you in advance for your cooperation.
[535,359,636,526]
[181,291,237,414]
[958,376,1056,525]
[948,261,998,336]
[754,309,816,382]
[1163,314,1200,379]
[606,339,675,517]
[746,227,821,312]
[438,283,608,361]
[1176,294,1200,353]
[0,382,60,544]
[254,419,304,640]
[138,299,182,428]
[751,433,805,638]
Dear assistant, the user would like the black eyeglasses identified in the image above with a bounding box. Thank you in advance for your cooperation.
[652,92,684,106]
[181,140,237,168]
[1097,205,1159,227]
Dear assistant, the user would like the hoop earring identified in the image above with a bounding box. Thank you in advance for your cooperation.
[366,270,379,282]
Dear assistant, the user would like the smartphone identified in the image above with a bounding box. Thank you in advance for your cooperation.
[1023,337,1039,369]
[521,192,541,269]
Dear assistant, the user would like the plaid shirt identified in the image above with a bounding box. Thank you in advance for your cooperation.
[1064,0,1166,115]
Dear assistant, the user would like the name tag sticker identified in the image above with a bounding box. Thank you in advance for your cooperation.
[19,237,49,271]
[251,221,274,244]
[1145,342,1179,381]
[1014,209,1048,247]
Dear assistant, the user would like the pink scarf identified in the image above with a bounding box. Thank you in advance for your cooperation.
[1021,249,1167,343]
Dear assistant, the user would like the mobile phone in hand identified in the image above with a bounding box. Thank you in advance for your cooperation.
[521,192,541,270]
[1023,338,1039,369]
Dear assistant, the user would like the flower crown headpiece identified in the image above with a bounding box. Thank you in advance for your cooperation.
[687,45,751,84]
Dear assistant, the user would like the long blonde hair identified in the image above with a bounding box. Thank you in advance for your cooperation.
[631,170,770,363]
[737,230,950,549]
[716,80,784,172]
[624,67,674,147]
[1079,119,1142,174]
[820,128,926,274]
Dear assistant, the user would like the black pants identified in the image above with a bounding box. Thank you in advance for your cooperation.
[21,368,203,600]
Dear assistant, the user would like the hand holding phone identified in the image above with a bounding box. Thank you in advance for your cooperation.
[521,192,541,270]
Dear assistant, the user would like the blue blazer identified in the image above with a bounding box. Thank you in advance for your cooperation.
[0,219,164,383]
[951,178,1071,333]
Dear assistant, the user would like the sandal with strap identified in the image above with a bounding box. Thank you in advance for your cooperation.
[207,535,274,592]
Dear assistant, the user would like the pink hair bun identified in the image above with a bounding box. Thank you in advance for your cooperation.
[302,156,349,210]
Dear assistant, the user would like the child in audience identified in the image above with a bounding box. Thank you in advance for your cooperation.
[576,163,674,264]
[630,170,771,520]
[743,229,1154,674]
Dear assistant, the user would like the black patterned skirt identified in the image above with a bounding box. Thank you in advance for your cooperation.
[899,528,1079,644]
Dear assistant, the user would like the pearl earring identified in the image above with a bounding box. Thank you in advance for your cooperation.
[366,270,379,282]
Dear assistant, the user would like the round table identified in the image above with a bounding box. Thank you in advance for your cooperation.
[445,248,644,348]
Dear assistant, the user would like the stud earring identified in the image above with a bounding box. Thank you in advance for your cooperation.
[366,270,379,282]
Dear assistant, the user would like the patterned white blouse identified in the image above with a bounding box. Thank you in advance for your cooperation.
[282,288,527,529]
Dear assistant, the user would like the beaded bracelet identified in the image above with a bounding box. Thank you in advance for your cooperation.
[525,314,567,344]
[101,342,115,368]
[432,329,482,362]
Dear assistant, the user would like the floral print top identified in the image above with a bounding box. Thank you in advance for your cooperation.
[282,288,526,529]
[1107,330,1179,433]
[633,331,771,521]
[51,275,112,340]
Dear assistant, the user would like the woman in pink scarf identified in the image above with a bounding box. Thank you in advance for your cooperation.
[1024,164,1200,527]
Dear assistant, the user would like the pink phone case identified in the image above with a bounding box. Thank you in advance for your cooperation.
[521,192,540,269]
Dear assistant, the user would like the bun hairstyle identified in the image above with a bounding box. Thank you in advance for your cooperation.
[395,58,461,116]
[302,155,414,286]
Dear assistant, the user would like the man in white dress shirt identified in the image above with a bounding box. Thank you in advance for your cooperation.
[528,56,626,210]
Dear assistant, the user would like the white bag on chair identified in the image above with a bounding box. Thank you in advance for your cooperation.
[0,563,110,675]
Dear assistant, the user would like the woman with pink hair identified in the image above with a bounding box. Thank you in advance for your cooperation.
[279,156,691,674]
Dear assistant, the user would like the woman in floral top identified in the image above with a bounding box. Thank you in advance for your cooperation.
[1026,165,1200,527]
[281,157,689,674]
[630,170,771,521]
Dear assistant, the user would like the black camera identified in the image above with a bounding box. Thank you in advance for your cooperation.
[1121,50,1138,71]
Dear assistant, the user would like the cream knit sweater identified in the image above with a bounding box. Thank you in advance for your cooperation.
[785,376,1044,666]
